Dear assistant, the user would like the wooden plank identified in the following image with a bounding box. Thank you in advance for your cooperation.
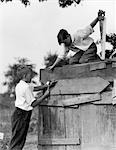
[64,95,81,150]
[38,138,80,145]
[50,105,65,150]
[92,91,112,104]
[62,93,100,106]
[80,104,116,147]
[39,94,100,107]
[40,59,116,84]
[112,62,116,68]
[99,17,106,60]
[65,102,74,150]
[90,61,106,71]
[50,95,65,150]
[50,77,109,95]
[72,107,81,150]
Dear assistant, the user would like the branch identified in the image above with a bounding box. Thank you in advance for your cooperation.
[73,0,81,4]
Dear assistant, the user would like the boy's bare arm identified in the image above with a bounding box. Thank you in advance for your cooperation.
[48,57,62,71]
[31,88,49,107]
[33,84,47,91]
[33,80,57,91]
[90,10,105,28]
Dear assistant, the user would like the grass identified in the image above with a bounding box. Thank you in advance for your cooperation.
[0,94,38,150]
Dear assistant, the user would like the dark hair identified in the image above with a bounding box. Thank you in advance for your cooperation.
[57,29,69,45]
[17,65,32,80]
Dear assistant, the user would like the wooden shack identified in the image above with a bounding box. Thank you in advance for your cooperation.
[38,59,116,150]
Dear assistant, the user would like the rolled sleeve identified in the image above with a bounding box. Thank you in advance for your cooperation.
[80,25,94,40]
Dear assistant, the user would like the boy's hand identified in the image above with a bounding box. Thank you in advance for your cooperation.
[49,80,57,88]
[46,80,57,89]
[98,10,105,21]
[48,65,54,71]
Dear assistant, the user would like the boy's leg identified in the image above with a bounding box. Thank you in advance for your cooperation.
[69,50,84,64]
[9,108,32,150]
[79,42,101,63]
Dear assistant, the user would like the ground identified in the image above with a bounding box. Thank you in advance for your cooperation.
[0,133,38,150]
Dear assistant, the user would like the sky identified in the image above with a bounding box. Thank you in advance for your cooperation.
[0,0,116,93]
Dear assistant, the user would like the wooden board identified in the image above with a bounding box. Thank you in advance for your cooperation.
[62,93,100,106]
[40,59,116,84]
[99,17,106,60]
[90,61,106,71]
[50,77,109,95]
[39,92,112,107]
[38,100,81,150]
[92,91,112,104]
[38,102,116,150]
[80,104,116,148]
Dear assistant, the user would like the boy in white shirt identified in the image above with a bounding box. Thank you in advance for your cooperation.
[49,10,105,71]
[9,65,55,150]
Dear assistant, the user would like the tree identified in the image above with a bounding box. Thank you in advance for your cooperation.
[0,0,82,7]
[44,51,69,68]
[3,57,38,95]
[106,33,116,50]
[44,52,58,68]
[105,33,116,58]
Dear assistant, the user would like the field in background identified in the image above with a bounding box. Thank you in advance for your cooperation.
[0,94,38,150]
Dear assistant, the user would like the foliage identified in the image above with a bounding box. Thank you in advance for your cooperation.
[3,58,38,95]
[106,33,116,50]
[105,33,116,58]
[0,0,82,7]
[44,51,69,68]
[44,52,58,68]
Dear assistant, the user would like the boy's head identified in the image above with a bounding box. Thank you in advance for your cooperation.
[17,65,33,83]
[57,29,72,46]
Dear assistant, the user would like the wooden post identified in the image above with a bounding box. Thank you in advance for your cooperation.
[99,17,106,60]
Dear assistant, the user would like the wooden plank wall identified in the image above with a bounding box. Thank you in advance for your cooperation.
[38,59,116,150]
[38,95,81,150]
[38,100,116,150]
[80,104,116,149]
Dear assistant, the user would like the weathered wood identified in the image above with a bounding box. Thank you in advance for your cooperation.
[40,59,116,83]
[50,77,109,95]
[40,93,100,107]
[99,17,106,60]
[38,58,116,150]
[80,104,116,147]
[64,95,81,150]
[40,92,111,106]
[90,61,106,71]
[92,91,112,104]
[62,93,100,106]
[112,62,116,68]
[38,138,80,145]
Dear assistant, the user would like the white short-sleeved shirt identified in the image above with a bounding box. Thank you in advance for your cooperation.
[15,80,35,111]
[58,25,94,59]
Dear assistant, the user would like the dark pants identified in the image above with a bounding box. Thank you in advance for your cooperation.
[9,107,32,150]
[69,42,101,64]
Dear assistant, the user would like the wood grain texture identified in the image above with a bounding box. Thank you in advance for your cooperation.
[40,59,116,84]
[80,104,116,147]
[50,77,109,95]
[62,93,100,106]
[92,91,112,104]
